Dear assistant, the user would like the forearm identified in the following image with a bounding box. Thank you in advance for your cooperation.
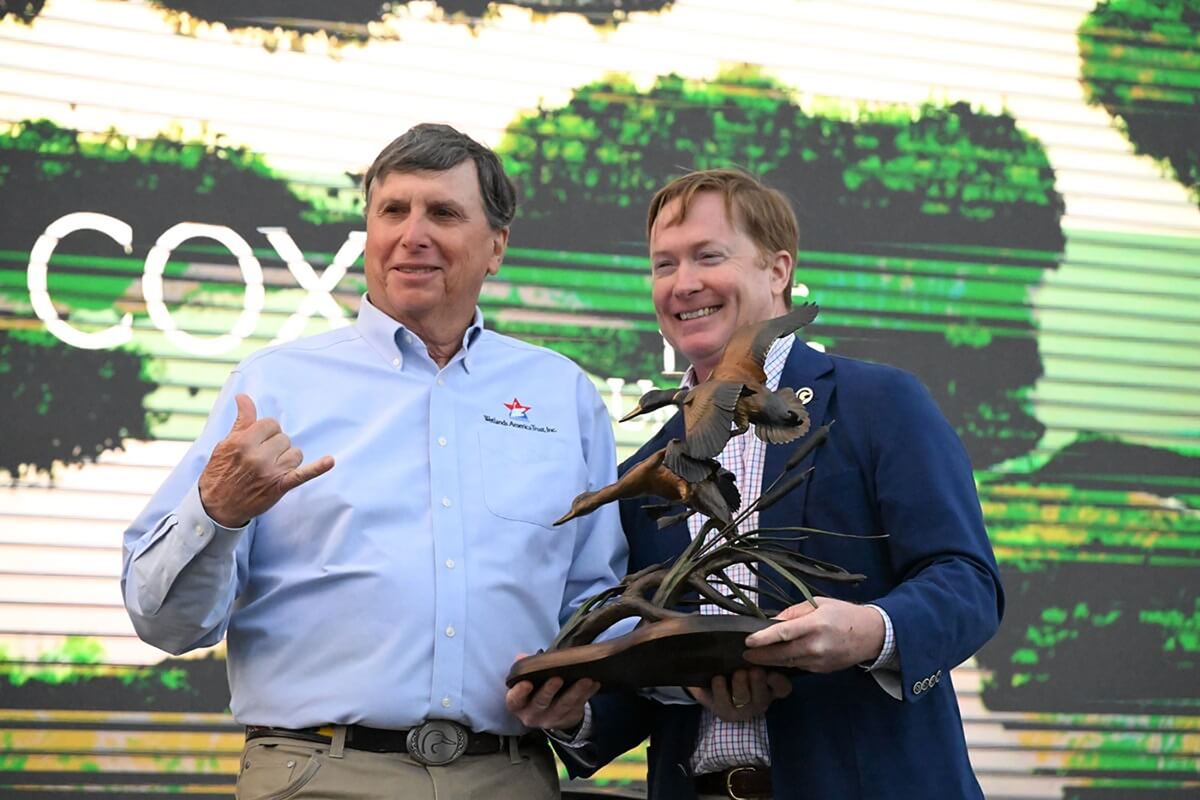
[875,553,1001,671]
[122,483,246,654]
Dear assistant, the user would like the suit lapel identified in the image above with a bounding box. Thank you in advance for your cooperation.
[761,340,836,499]
[757,341,836,609]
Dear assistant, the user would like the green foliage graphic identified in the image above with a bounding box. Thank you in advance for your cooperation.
[147,0,674,42]
[978,436,1200,715]
[0,640,230,712]
[497,66,1065,466]
[0,330,162,477]
[1079,0,1200,205]
[0,0,43,24]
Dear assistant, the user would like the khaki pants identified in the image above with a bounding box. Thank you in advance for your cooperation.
[236,733,559,800]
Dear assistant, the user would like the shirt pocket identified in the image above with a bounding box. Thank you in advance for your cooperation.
[477,426,586,529]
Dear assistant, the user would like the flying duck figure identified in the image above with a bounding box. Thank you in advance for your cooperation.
[621,303,819,470]
[553,441,741,528]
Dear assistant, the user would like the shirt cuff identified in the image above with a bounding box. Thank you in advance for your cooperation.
[130,484,247,617]
[641,685,696,706]
[862,603,897,671]
[180,483,251,561]
[545,701,592,748]
[861,604,902,701]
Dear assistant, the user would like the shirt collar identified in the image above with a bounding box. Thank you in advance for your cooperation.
[355,295,486,373]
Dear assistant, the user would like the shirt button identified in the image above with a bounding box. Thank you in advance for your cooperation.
[441,497,451,508]
[436,377,445,386]
[391,357,400,367]
[445,559,455,569]
[437,436,447,447]
[194,524,206,536]
[441,696,452,708]
[445,626,456,638]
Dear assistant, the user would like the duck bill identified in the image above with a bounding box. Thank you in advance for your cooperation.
[618,404,646,423]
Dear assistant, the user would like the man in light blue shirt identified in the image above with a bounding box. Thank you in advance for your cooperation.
[121,123,627,800]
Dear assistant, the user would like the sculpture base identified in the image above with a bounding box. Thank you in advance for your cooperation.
[506,615,794,690]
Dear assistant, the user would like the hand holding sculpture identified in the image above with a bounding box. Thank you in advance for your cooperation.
[506,668,599,731]
[687,668,793,723]
[743,597,884,673]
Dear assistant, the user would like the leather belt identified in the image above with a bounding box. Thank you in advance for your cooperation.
[245,721,539,766]
[694,765,773,799]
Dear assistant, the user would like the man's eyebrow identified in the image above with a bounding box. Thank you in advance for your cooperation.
[428,197,468,211]
[374,195,470,215]
[652,239,719,257]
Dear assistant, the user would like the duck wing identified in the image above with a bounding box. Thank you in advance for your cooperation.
[713,467,742,515]
[686,468,742,526]
[680,381,743,460]
[748,388,812,444]
[663,439,721,483]
[712,303,820,382]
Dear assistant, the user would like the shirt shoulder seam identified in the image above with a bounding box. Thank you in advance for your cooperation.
[237,327,365,370]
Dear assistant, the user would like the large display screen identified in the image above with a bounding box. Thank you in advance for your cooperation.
[1,1,1197,796]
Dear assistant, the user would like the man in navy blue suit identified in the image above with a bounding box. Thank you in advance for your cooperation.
[509,168,1003,799]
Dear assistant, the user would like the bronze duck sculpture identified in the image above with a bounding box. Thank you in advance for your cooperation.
[621,304,818,471]
[554,441,741,528]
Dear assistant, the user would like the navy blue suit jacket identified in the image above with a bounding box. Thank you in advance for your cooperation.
[562,342,1003,799]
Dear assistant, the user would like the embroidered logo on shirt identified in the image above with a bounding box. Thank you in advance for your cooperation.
[483,398,556,433]
[504,397,532,420]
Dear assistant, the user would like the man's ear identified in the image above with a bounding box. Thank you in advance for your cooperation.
[487,226,509,277]
[769,249,794,299]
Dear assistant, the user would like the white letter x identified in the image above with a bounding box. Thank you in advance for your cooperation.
[259,227,365,343]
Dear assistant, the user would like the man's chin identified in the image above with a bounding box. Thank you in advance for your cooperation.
[672,335,725,372]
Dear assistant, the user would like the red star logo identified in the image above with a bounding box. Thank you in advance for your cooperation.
[504,397,532,418]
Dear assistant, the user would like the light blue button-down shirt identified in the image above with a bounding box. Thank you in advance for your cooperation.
[121,297,626,734]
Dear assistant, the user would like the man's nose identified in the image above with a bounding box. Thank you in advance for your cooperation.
[399,213,432,250]
[672,260,704,295]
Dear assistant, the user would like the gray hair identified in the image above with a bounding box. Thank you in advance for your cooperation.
[362,123,517,230]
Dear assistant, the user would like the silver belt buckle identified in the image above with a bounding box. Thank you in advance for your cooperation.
[406,720,469,766]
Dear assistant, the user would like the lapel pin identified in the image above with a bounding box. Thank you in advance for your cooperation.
[796,387,814,404]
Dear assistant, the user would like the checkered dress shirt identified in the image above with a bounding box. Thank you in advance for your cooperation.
[684,337,792,773]
[684,335,897,774]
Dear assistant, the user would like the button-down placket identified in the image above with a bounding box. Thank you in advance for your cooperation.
[427,352,468,718]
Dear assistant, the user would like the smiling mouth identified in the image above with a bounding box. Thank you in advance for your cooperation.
[392,265,440,274]
[677,306,720,321]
